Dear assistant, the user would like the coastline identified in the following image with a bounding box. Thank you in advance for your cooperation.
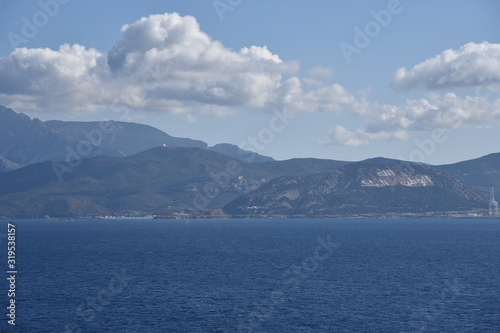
[2,211,498,221]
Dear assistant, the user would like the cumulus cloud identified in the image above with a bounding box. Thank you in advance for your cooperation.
[317,124,408,147]
[284,80,355,113]
[320,92,500,146]
[316,41,500,147]
[0,12,356,115]
[369,93,500,132]
[0,44,109,112]
[391,42,500,91]
[317,125,368,147]
[308,66,333,78]
[303,66,333,87]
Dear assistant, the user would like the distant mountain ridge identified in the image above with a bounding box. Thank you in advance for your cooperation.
[0,146,345,218]
[44,119,207,154]
[207,143,274,163]
[0,106,85,166]
[0,105,498,219]
[0,106,273,171]
[224,159,488,217]
[436,153,500,194]
[3,105,500,193]
[0,149,489,218]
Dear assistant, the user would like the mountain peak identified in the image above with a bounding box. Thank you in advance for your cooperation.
[207,143,274,163]
[0,106,274,171]
[0,105,32,122]
[358,157,402,165]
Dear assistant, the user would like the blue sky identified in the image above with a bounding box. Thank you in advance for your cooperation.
[0,0,499,164]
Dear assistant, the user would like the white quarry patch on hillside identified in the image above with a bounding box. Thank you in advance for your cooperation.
[361,169,434,188]
[400,175,433,187]
[377,169,396,177]
[361,179,391,187]
[278,190,301,200]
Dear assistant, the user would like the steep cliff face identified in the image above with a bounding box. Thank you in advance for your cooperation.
[0,106,78,167]
[224,159,488,216]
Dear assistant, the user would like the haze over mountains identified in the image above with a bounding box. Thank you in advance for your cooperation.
[0,105,498,218]
[0,106,273,172]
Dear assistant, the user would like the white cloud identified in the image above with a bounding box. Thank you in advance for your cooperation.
[0,12,356,116]
[302,78,324,87]
[286,82,356,113]
[391,42,500,91]
[323,93,500,146]
[316,40,500,147]
[317,125,368,147]
[367,93,500,133]
[0,44,109,113]
[303,66,333,87]
[308,66,333,78]
[184,113,198,124]
[317,124,408,147]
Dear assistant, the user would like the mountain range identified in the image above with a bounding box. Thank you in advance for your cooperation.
[0,147,347,218]
[223,159,488,217]
[0,106,273,172]
[0,105,498,218]
[438,153,500,194]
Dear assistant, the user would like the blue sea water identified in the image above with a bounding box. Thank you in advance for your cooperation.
[1,218,499,332]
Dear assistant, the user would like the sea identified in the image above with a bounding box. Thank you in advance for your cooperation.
[1,218,499,332]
